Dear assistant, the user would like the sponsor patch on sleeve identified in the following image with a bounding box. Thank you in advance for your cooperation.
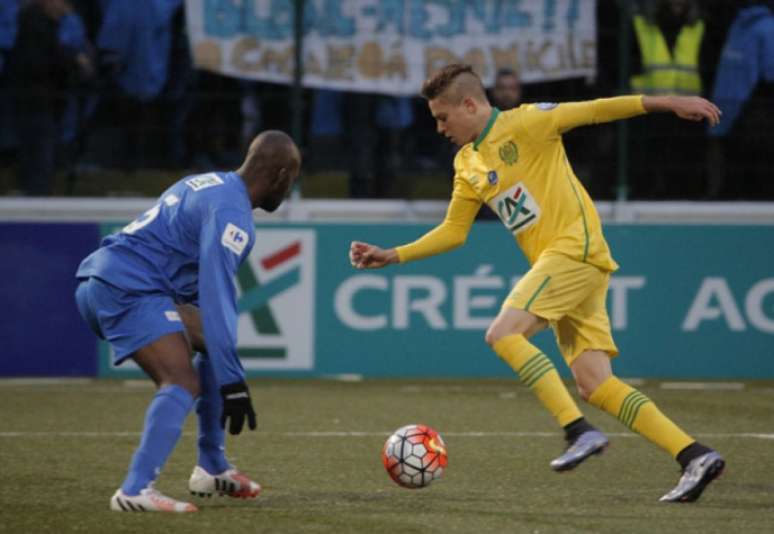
[185,173,224,191]
[164,310,181,322]
[536,102,558,111]
[221,223,249,255]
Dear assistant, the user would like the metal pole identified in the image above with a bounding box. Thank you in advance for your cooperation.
[291,0,305,198]
[616,0,632,202]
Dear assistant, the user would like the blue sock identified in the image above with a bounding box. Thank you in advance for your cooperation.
[195,354,230,474]
[121,384,195,495]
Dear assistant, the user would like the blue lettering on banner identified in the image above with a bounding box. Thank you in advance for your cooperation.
[251,0,293,41]
[476,0,532,33]
[305,0,356,38]
[202,0,574,42]
[502,0,533,30]
[408,0,432,40]
[203,0,242,38]
[204,0,296,41]
[374,0,406,34]
[543,0,556,32]
[433,0,465,39]
[565,0,580,30]
[465,1,486,32]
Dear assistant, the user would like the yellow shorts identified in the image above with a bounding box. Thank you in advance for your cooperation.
[503,253,618,366]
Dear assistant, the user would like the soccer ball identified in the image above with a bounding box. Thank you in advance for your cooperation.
[382,424,448,489]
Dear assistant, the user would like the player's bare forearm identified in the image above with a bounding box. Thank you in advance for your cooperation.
[642,96,721,127]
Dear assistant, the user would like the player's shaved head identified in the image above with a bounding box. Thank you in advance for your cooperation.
[238,130,301,211]
[242,130,301,178]
[421,64,487,105]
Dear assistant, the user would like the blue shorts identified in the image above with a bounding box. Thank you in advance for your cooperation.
[74,277,186,366]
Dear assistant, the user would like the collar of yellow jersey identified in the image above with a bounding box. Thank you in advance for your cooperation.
[473,107,500,151]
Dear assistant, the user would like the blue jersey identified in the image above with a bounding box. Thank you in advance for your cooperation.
[76,171,255,386]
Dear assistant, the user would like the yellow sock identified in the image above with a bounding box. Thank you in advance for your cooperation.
[493,334,582,427]
[589,376,694,457]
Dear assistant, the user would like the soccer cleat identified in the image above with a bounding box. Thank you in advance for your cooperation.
[110,486,198,512]
[659,451,725,503]
[188,465,262,499]
[550,430,609,472]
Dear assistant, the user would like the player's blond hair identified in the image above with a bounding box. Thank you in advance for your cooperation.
[421,64,487,105]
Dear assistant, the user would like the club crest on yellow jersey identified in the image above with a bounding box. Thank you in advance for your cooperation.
[498,141,519,166]
[488,182,541,235]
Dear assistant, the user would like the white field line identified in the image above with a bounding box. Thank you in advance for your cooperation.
[0,385,754,395]
[0,380,746,390]
[0,378,95,386]
[0,380,757,394]
[1,431,773,440]
[660,382,745,390]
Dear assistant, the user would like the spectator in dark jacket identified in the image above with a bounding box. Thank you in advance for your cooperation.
[7,0,92,195]
[97,0,184,169]
[706,2,774,199]
[0,1,20,155]
[0,0,19,74]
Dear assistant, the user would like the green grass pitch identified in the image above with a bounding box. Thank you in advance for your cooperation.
[2,379,773,533]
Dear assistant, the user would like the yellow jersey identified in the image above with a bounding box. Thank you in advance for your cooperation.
[396,96,647,272]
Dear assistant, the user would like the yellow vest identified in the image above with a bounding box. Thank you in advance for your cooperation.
[630,15,704,95]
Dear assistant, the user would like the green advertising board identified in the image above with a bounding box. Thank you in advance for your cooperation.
[99,223,774,379]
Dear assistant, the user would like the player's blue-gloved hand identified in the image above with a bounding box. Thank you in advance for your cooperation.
[220,382,257,435]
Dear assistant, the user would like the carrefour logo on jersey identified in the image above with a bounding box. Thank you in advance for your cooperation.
[235,229,316,370]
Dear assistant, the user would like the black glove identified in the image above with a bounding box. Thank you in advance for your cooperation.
[220,381,257,435]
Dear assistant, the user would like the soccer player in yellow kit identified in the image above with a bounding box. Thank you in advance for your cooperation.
[349,64,725,503]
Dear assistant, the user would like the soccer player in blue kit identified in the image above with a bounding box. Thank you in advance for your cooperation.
[74,131,301,512]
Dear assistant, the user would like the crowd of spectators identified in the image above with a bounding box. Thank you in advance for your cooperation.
[0,0,771,199]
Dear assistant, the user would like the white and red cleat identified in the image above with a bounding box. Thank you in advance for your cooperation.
[188,466,261,499]
[110,485,198,512]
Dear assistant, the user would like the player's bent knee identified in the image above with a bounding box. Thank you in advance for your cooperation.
[484,325,507,347]
[180,368,201,398]
[134,332,202,396]
[574,374,608,402]
[490,306,545,345]
[570,351,613,402]
[485,311,536,346]
[184,380,201,399]
[575,382,594,402]
[485,322,522,346]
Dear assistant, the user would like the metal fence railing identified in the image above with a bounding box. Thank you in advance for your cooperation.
[0,1,771,201]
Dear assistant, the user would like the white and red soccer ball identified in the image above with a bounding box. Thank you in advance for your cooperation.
[382,424,448,489]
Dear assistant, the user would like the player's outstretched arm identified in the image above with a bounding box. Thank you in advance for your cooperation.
[643,96,721,127]
[350,241,398,269]
[349,183,479,269]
